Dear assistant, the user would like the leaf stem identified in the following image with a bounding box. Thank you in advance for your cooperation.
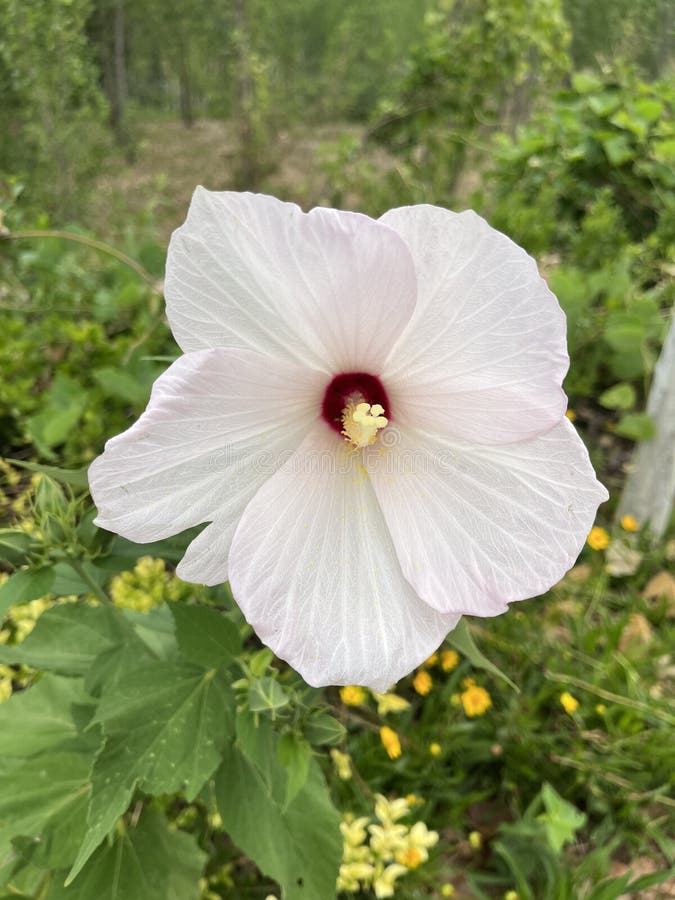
[67,557,112,605]
[2,229,161,292]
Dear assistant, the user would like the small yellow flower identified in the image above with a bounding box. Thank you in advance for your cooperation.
[460,681,492,717]
[379,726,402,760]
[372,690,410,715]
[372,863,408,898]
[425,652,439,667]
[620,514,640,532]
[441,885,456,898]
[405,793,420,806]
[595,703,606,715]
[396,846,423,869]
[441,649,459,672]
[340,814,371,848]
[469,830,482,850]
[340,684,366,706]
[587,526,610,551]
[412,669,433,696]
[369,822,408,857]
[429,742,441,757]
[565,409,577,422]
[504,892,520,900]
[374,794,410,824]
[330,748,353,780]
[560,691,579,714]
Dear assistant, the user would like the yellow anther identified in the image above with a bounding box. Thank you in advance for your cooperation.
[342,399,388,448]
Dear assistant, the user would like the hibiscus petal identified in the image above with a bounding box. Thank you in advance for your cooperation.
[165,188,417,373]
[228,426,459,690]
[367,419,608,616]
[88,349,323,556]
[379,205,568,444]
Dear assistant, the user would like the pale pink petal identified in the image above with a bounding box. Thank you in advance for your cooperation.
[88,349,324,562]
[228,426,459,690]
[379,205,568,444]
[366,419,608,616]
[165,188,417,373]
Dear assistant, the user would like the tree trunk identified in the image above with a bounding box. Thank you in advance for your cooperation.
[617,308,675,539]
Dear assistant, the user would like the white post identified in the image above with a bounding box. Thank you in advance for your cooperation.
[617,309,675,540]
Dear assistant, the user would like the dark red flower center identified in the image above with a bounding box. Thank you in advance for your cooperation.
[321,372,390,434]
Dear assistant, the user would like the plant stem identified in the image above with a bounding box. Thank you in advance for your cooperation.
[67,557,112,605]
[1,229,161,292]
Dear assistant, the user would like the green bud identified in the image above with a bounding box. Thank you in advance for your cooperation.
[34,476,68,518]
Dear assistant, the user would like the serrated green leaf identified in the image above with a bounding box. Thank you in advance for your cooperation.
[47,809,205,900]
[68,661,234,883]
[0,604,139,675]
[0,744,98,874]
[171,603,241,669]
[303,712,347,746]
[537,783,586,852]
[248,676,291,713]
[278,733,311,809]
[215,715,341,900]
[0,566,55,621]
[447,618,519,692]
[0,674,92,758]
[598,383,636,411]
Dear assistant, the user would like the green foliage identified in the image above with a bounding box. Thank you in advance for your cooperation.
[215,714,342,900]
[365,0,570,204]
[0,0,109,216]
[46,809,206,900]
[489,70,675,258]
[488,70,674,413]
[563,0,674,78]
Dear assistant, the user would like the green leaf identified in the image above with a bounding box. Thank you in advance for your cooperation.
[170,603,241,669]
[25,375,89,456]
[633,98,663,123]
[278,733,312,809]
[598,383,636,411]
[0,529,39,568]
[92,367,150,407]
[7,460,89,490]
[0,674,92,758]
[604,314,644,354]
[0,744,98,873]
[0,604,138,675]
[47,809,205,900]
[571,72,602,95]
[68,661,234,883]
[587,92,620,117]
[447,618,519,692]
[602,134,633,165]
[303,712,347,746]
[215,714,341,900]
[537,783,586,853]
[0,566,55,621]
[248,676,291,713]
[653,138,675,163]
[615,413,656,441]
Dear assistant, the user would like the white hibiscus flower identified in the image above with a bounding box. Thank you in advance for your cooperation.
[89,189,608,690]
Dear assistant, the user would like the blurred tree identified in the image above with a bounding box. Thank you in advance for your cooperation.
[370,0,571,201]
[0,0,109,217]
[564,0,674,79]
